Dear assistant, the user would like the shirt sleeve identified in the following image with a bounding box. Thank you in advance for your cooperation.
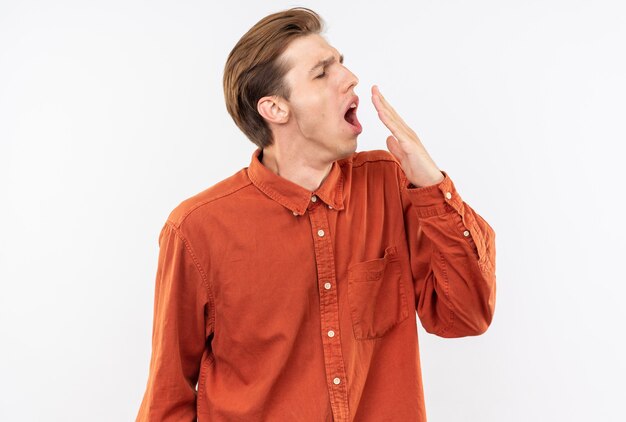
[398,167,497,338]
[136,221,213,421]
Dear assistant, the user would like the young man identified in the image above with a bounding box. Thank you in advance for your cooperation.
[136,7,496,422]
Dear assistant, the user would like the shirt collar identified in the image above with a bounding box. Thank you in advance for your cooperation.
[247,147,346,215]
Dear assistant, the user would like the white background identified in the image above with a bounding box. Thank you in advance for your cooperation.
[2,1,625,421]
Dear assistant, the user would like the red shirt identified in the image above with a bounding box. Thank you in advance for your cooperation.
[136,147,496,421]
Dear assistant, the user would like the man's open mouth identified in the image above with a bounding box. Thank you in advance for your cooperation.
[343,99,362,134]
[344,104,357,125]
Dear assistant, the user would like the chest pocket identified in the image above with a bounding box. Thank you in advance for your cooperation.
[347,245,410,340]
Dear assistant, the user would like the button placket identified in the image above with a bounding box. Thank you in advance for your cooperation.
[308,199,350,421]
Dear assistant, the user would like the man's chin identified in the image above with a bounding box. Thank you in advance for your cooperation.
[336,139,358,160]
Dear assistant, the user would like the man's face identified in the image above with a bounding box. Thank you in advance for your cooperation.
[278,34,361,160]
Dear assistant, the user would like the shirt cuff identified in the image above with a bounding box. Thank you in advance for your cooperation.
[403,170,464,218]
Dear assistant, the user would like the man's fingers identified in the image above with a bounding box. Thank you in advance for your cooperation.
[372,85,412,142]
[372,85,414,137]
[377,105,412,145]
[373,86,398,116]
[376,87,409,127]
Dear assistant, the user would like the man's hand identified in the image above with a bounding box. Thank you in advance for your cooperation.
[371,85,445,188]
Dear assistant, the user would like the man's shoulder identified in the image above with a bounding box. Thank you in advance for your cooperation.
[165,167,252,228]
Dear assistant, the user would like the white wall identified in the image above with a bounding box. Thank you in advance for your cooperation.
[1,1,625,420]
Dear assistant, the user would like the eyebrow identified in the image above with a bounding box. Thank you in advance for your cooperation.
[309,53,344,75]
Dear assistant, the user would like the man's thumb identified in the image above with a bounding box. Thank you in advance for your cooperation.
[386,135,405,162]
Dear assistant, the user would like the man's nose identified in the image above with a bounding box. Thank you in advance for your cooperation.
[342,66,359,92]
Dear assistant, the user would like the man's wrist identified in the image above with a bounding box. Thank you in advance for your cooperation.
[407,171,445,188]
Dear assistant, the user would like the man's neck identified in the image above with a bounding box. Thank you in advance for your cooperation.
[260,146,333,192]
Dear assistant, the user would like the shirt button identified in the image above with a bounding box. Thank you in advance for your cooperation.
[327,330,335,338]
[292,211,299,216]
[324,282,331,289]
[311,195,317,202]
[463,230,470,237]
[328,205,333,209]
[317,229,325,237]
[445,192,452,200]
[333,377,341,385]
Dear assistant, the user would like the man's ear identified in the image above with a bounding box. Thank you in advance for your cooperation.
[257,95,289,125]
